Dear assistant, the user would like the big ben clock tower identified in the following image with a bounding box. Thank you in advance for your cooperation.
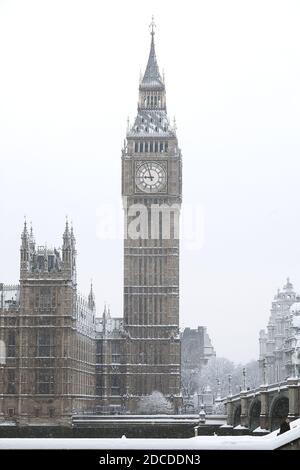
[122,20,182,412]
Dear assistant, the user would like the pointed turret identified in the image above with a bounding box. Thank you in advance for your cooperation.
[70,223,76,249]
[29,222,35,252]
[140,17,164,90]
[20,219,30,274]
[62,218,77,283]
[136,18,167,112]
[88,281,96,312]
[21,219,29,245]
[63,218,71,246]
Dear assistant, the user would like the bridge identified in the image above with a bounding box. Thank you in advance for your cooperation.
[225,377,299,431]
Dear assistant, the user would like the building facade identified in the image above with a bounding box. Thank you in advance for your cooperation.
[259,278,300,384]
[95,308,126,414]
[122,24,182,411]
[0,25,203,422]
[0,222,96,425]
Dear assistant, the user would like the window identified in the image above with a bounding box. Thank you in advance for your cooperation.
[34,408,40,418]
[7,369,16,394]
[37,330,54,357]
[111,375,120,395]
[36,287,52,309]
[48,408,55,418]
[48,255,55,272]
[8,408,14,418]
[37,255,45,271]
[7,331,16,357]
[36,369,55,394]
[111,342,121,363]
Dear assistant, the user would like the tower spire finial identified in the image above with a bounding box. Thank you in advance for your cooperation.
[149,15,156,37]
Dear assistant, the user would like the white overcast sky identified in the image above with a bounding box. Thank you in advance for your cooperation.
[0,0,300,363]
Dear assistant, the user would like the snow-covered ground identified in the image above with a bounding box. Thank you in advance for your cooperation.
[0,418,299,449]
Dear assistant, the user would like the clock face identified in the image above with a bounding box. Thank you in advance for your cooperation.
[135,162,167,193]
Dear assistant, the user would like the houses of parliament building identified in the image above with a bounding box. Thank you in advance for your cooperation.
[0,24,185,425]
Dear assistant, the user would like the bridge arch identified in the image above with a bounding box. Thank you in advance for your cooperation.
[248,398,261,431]
[269,394,289,431]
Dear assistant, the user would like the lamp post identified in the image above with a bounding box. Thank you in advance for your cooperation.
[242,367,247,391]
[292,341,299,378]
[216,378,221,400]
[228,374,232,396]
[262,358,267,385]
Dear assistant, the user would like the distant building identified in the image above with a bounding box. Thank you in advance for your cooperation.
[181,326,215,372]
[181,326,215,406]
[259,278,300,383]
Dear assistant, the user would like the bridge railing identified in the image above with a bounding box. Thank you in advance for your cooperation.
[221,378,299,403]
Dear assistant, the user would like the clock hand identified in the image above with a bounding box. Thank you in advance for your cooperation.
[145,163,154,181]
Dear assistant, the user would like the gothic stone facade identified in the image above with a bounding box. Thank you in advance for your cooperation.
[0,27,185,422]
[259,278,300,384]
[0,223,96,425]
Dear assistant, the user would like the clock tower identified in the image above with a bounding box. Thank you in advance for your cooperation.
[122,21,182,412]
